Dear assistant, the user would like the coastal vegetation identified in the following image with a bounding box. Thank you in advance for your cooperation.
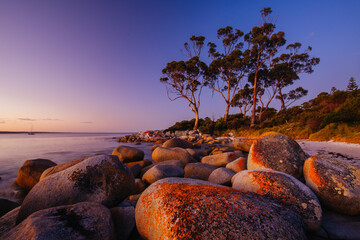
[161,7,319,130]
[166,78,360,143]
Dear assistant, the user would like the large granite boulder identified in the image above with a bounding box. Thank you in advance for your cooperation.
[225,157,247,173]
[208,167,235,186]
[184,162,217,180]
[4,202,115,240]
[233,137,258,152]
[162,138,194,149]
[39,157,85,181]
[248,132,307,178]
[17,155,134,223]
[15,159,57,191]
[112,145,144,163]
[142,165,184,185]
[201,152,238,167]
[135,178,306,240]
[152,147,195,164]
[0,207,20,238]
[232,169,322,231]
[304,155,360,215]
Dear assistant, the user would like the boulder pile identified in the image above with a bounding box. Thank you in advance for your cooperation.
[1,131,359,240]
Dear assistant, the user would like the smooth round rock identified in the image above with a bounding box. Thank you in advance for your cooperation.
[4,202,114,240]
[208,167,235,186]
[232,169,322,231]
[17,155,134,223]
[15,159,57,191]
[226,157,247,173]
[135,178,306,240]
[248,132,307,178]
[304,155,360,215]
[40,157,86,181]
[162,138,194,149]
[142,165,184,185]
[184,162,217,180]
[112,145,145,163]
[152,147,195,164]
[233,137,258,152]
[201,152,238,167]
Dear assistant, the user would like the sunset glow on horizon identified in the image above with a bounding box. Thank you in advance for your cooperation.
[1,1,359,132]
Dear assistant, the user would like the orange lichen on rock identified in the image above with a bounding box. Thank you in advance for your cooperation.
[304,155,323,188]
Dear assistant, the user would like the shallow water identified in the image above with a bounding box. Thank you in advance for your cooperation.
[0,132,154,200]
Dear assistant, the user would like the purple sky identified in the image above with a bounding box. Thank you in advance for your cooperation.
[0,0,359,132]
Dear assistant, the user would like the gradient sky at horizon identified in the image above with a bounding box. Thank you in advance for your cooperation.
[0,0,359,132]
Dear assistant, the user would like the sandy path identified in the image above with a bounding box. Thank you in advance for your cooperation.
[297,140,360,167]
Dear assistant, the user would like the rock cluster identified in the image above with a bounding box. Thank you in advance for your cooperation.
[1,131,359,240]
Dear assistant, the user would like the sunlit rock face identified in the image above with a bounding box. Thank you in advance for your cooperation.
[304,155,360,215]
[112,145,145,163]
[152,147,196,164]
[232,169,322,231]
[162,138,194,149]
[201,152,238,167]
[5,202,115,240]
[17,155,134,223]
[136,177,307,240]
[248,132,307,178]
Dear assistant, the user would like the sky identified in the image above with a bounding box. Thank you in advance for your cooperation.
[0,0,359,132]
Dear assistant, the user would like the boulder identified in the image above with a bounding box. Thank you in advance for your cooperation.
[162,138,194,149]
[129,164,142,178]
[248,132,307,178]
[184,162,217,180]
[140,160,184,178]
[131,178,147,195]
[208,167,235,186]
[15,159,57,191]
[201,152,238,167]
[111,206,136,240]
[17,155,134,223]
[232,169,322,231]
[112,145,144,163]
[142,165,184,185]
[0,199,19,217]
[150,144,161,151]
[304,155,360,215]
[40,158,85,181]
[233,137,258,152]
[152,147,195,165]
[4,202,115,240]
[0,206,20,238]
[226,157,247,173]
[135,178,306,240]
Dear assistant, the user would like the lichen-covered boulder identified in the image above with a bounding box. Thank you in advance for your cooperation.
[17,155,134,223]
[15,159,57,191]
[233,137,258,152]
[208,167,235,186]
[40,158,85,181]
[152,147,195,164]
[226,157,247,173]
[135,178,306,240]
[304,155,360,215]
[232,169,322,231]
[201,152,238,167]
[5,202,115,240]
[112,145,144,163]
[184,162,217,180]
[248,132,307,178]
[142,165,184,185]
[162,138,194,149]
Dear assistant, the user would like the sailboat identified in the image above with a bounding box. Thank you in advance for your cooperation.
[28,124,35,135]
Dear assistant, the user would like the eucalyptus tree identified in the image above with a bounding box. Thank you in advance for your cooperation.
[207,26,250,121]
[245,7,286,126]
[160,36,208,130]
[231,83,254,116]
[271,42,320,110]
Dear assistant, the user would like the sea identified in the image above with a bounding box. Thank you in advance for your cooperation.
[0,132,154,201]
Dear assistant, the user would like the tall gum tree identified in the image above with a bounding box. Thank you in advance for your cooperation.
[160,36,208,130]
[207,26,250,122]
[245,7,286,126]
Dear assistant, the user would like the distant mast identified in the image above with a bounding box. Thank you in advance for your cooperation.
[28,124,35,135]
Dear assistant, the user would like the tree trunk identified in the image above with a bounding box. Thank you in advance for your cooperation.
[251,74,258,127]
[193,109,199,130]
[278,87,286,110]
[224,103,230,122]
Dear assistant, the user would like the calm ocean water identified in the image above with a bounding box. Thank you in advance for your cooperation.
[0,132,153,201]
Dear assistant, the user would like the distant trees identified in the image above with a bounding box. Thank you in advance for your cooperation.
[160,36,208,130]
[207,26,250,122]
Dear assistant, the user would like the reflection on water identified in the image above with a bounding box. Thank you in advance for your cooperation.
[0,132,150,200]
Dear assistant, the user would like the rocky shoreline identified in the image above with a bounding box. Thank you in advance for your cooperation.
[0,131,359,239]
